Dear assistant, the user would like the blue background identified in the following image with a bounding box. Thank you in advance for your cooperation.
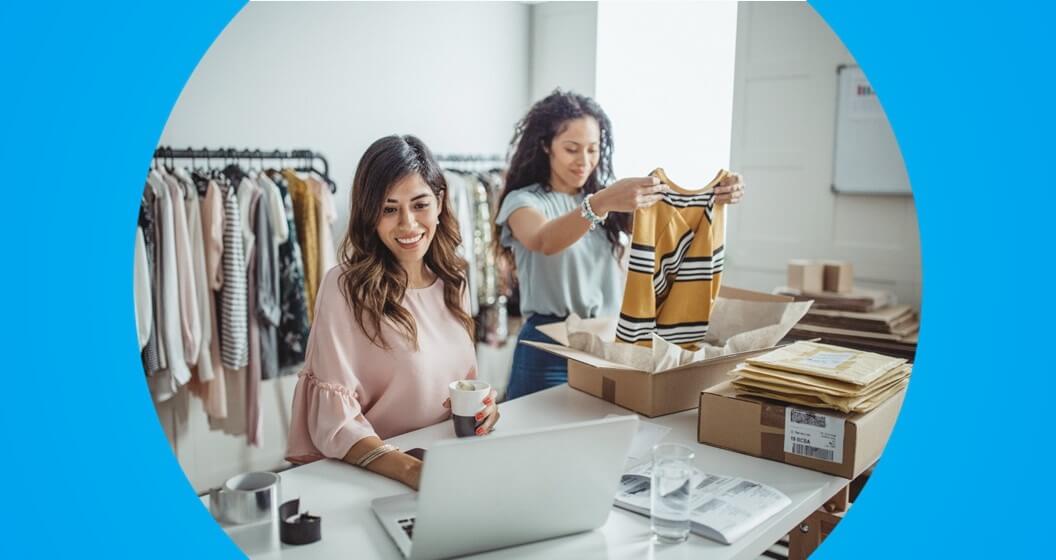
[0,1,1051,557]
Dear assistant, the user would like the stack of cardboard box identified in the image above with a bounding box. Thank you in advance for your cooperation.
[776,260,919,359]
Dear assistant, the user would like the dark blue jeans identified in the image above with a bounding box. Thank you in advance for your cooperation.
[505,314,569,400]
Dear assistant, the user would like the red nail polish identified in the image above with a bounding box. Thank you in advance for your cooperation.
[476,428,484,435]
[483,397,492,405]
[475,413,483,421]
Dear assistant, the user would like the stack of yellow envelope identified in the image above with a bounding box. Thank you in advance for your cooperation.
[729,341,911,413]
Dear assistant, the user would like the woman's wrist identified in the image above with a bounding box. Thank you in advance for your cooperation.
[589,190,611,216]
[580,195,606,230]
[399,454,423,489]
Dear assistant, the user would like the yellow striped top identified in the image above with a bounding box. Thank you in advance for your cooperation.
[616,168,727,349]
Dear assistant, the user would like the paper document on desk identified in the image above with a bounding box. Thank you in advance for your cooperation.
[614,462,791,545]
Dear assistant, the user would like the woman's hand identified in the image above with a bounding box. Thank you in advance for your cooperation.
[591,177,669,214]
[442,389,500,435]
[714,172,745,204]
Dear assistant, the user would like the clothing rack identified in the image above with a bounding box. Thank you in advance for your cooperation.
[436,154,506,175]
[435,153,505,162]
[153,146,337,193]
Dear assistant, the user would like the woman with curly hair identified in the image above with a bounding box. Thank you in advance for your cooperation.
[286,135,500,489]
[495,90,745,400]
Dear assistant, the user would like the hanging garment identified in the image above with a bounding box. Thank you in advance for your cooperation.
[255,172,290,252]
[616,168,728,349]
[203,180,225,289]
[189,179,228,419]
[470,173,498,309]
[255,183,281,380]
[284,170,320,321]
[244,184,264,446]
[308,177,338,278]
[149,170,190,400]
[161,170,202,367]
[443,170,479,316]
[220,183,249,369]
[138,182,164,374]
[270,172,310,372]
[237,177,258,269]
[181,171,216,385]
[133,226,152,350]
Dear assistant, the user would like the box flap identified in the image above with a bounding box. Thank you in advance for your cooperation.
[521,340,642,371]
[535,317,615,346]
[534,322,568,346]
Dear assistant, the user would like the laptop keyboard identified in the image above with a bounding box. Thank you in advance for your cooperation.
[398,517,415,539]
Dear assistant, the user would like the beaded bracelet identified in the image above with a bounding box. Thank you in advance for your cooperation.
[580,193,606,230]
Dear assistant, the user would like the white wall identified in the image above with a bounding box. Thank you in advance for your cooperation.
[724,2,921,307]
[594,1,739,184]
[161,1,530,243]
[156,0,530,492]
[530,1,597,101]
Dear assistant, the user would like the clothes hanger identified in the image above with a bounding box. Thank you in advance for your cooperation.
[163,146,176,174]
[221,148,245,186]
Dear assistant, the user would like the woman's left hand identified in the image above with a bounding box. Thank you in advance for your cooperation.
[442,389,501,436]
[715,172,745,204]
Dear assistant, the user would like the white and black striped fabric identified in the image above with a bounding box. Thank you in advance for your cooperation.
[220,187,249,369]
[628,243,655,274]
[615,314,656,344]
[655,321,711,345]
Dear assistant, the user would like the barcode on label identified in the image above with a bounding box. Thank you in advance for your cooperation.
[792,443,834,461]
[790,410,826,428]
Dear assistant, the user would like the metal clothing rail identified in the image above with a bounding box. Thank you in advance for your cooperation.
[153,146,337,193]
[434,153,506,162]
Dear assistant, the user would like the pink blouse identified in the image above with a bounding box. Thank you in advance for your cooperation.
[286,267,477,463]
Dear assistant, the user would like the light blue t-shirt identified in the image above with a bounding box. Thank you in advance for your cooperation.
[495,184,624,319]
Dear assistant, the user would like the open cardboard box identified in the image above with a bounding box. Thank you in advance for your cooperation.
[523,287,795,417]
[698,381,906,478]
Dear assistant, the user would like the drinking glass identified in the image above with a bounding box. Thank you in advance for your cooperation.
[650,443,695,544]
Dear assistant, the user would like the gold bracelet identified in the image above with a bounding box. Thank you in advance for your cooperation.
[356,444,399,468]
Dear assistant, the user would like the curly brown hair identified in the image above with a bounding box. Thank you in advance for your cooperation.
[338,135,474,350]
[496,89,629,265]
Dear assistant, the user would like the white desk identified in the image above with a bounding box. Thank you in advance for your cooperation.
[213,384,848,560]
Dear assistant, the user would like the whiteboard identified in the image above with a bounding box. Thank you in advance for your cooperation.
[832,65,911,195]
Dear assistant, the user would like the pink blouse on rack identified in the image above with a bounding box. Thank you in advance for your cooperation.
[286,266,477,464]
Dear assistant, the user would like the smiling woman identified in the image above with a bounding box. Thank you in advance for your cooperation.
[284,135,501,490]
[377,174,444,279]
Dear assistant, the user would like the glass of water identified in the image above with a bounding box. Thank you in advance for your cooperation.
[651,443,695,544]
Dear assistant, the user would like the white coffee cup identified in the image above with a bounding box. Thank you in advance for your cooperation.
[448,380,491,437]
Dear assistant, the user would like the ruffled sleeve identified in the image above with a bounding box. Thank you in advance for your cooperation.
[286,269,377,463]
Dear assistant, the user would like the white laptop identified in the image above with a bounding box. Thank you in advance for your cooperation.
[371,415,638,560]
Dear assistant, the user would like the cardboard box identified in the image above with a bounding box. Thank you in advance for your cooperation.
[788,260,824,293]
[697,381,905,479]
[525,287,794,418]
[822,261,854,294]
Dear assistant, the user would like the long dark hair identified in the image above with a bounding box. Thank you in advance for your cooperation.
[338,135,474,350]
[496,89,628,264]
